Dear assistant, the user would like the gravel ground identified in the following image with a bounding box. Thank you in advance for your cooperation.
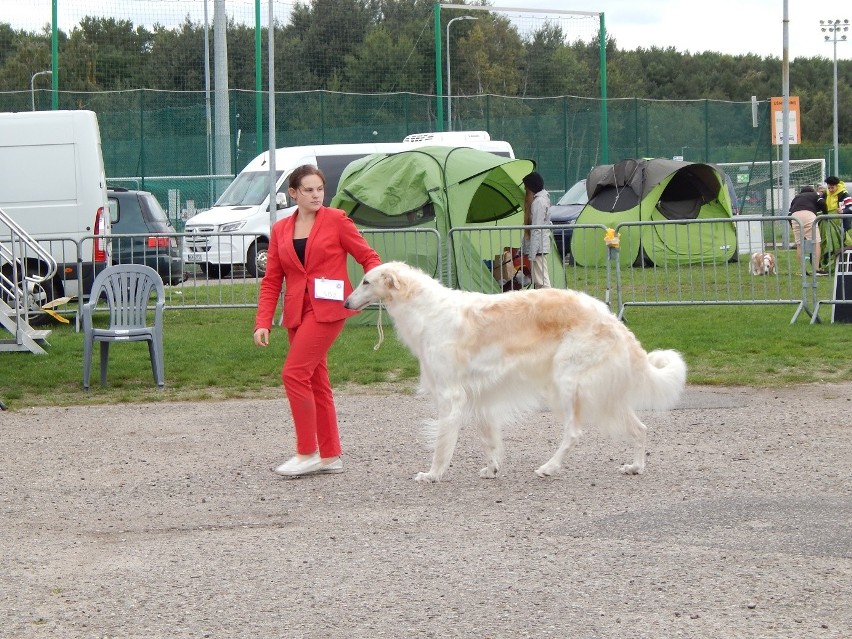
[1,383,851,639]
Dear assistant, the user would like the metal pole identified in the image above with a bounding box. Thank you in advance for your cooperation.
[832,35,839,174]
[213,0,232,177]
[446,15,476,132]
[268,0,277,230]
[782,0,791,248]
[434,3,443,132]
[255,0,262,156]
[203,1,213,203]
[51,0,58,109]
[30,70,52,111]
[599,12,608,163]
[821,18,849,175]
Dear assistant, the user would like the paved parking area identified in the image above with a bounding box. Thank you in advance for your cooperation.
[2,384,850,638]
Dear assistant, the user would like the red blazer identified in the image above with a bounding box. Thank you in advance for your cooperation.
[255,206,381,330]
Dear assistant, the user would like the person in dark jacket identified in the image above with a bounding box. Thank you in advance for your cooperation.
[789,185,827,275]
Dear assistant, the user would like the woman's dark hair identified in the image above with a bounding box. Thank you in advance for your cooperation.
[288,164,326,190]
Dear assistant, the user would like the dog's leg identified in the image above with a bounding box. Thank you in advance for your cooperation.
[535,397,580,477]
[536,422,581,477]
[415,395,464,483]
[619,410,647,475]
[475,408,503,479]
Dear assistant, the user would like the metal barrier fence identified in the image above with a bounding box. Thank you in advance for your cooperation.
[609,216,811,322]
[12,215,852,327]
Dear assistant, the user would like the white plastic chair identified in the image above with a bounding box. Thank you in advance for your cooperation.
[82,264,165,389]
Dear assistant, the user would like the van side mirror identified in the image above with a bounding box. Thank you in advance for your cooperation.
[276,192,287,209]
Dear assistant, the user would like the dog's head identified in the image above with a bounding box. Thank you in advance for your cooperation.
[343,261,416,310]
[750,251,777,275]
[750,252,770,275]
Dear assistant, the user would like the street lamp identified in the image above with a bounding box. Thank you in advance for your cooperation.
[447,15,476,132]
[820,18,848,175]
[30,70,52,111]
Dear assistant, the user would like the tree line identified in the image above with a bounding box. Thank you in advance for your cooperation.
[1,0,849,144]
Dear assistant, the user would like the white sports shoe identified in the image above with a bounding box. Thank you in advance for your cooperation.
[316,458,343,474]
[273,453,321,477]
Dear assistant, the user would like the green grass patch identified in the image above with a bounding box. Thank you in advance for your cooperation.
[2,302,850,410]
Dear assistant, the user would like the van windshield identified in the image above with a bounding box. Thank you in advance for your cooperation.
[215,170,284,206]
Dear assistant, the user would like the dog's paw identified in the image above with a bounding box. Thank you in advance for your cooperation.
[479,466,498,479]
[415,471,439,483]
[534,462,560,477]
[619,463,645,475]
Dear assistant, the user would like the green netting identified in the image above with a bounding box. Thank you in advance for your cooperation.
[4,0,849,225]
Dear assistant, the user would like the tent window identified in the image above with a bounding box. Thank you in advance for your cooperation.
[348,201,436,229]
[656,170,711,220]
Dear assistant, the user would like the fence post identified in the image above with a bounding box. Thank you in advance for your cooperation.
[140,90,146,190]
[604,227,620,313]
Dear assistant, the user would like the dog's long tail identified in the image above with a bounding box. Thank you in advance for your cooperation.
[636,349,687,411]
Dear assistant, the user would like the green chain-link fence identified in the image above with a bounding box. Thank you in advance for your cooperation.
[3,0,848,225]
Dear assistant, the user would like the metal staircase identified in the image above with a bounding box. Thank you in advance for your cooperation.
[1,207,57,355]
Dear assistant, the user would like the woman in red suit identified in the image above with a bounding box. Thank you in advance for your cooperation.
[254,164,381,477]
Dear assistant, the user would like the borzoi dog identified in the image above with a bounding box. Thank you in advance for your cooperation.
[344,262,687,483]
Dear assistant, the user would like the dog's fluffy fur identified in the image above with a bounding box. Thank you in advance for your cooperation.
[344,262,687,483]
[750,251,777,275]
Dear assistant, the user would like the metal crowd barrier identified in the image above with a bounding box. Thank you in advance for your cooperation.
[15,215,852,327]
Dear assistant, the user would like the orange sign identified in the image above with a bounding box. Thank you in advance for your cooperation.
[771,96,801,145]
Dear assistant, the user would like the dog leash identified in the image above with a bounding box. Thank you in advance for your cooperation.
[373,301,384,351]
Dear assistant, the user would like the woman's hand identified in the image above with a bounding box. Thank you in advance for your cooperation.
[254,328,270,347]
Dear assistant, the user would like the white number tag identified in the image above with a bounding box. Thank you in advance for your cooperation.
[315,278,344,301]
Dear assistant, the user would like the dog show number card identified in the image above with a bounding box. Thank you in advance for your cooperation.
[315,278,344,301]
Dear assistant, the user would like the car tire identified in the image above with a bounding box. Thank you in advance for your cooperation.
[247,240,269,278]
[201,263,232,279]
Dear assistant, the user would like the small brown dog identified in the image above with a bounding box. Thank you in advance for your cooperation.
[750,251,777,275]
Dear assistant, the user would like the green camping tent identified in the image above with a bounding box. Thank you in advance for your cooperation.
[330,145,565,292]
[571,158,738,267]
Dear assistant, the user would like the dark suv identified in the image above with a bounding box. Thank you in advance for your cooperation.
[108,187,184,285]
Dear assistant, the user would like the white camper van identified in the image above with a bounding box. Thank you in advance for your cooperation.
[183,131,514,277]
[0,110,110,304]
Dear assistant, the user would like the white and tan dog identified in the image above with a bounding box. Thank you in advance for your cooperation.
[749,251,777,275]
[344,262,687,483]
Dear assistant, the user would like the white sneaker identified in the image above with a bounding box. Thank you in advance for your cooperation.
[317,458,343,474]
[274,453,321,477]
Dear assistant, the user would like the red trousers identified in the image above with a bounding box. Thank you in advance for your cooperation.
[282,296,345,457]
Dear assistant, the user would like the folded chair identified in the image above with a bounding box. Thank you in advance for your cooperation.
[82,264,165,389]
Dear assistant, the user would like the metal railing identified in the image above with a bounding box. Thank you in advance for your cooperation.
[12,214,852,328]
[0,206,58,353]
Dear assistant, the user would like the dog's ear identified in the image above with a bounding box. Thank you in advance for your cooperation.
[382,270,400,291]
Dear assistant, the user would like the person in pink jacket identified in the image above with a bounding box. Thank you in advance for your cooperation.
[254,164,381,477]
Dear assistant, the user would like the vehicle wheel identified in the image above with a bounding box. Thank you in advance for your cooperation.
[0,263,60,327]
[247,240,269,278]
[201,263,232,279]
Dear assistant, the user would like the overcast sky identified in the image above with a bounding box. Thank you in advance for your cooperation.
[5,0,851,61]
[505,0,850,59]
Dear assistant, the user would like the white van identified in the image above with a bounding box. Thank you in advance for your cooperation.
[183,131,514,277]
[0,110,110,303]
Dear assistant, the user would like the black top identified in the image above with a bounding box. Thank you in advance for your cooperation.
[293,237,307,265]
[789,191,826,215]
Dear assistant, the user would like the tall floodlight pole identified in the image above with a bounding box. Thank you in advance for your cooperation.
[203,1,213,201]
[820,18,849,175]
[446,15,476,132]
